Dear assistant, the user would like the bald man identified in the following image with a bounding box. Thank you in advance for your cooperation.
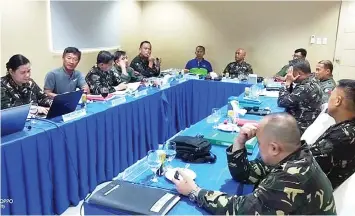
[223,48,253,80]
[310,79,355,189]
[172,113,336,215]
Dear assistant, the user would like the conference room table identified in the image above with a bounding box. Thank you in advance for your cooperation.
[83,90,285,215]
[1,79,252,215]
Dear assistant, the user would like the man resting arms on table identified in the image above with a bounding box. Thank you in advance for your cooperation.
[172,113,336,215]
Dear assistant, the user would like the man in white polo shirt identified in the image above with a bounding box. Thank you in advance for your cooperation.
[44,47,89,98]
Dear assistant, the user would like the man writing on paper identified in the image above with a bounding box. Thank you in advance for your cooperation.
[44,47,89,98]
[85,51,127,95]
[277,60,322,134]
[130,41,161,78]
[310,79,355,189]
[315,60,336,104]
[185,46,213,76]
[172,113,336,215]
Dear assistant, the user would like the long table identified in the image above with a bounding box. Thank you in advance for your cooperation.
[1,80,250,215]
[84,93,284,215]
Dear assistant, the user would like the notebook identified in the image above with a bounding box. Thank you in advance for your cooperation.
[88,180,180,215]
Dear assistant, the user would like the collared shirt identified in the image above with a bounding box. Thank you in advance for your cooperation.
[278,76,323,134]
[85,65,122,95]
[310,118,355,189]
[196,144,336,215]
[319,77,336,104]
[111,64,143,83]
[1,74,52,109]
[276,64,289,77]
[130,55,160,78]
[185,58,213,74]
[223,61,253,78]
[44,67,87,94]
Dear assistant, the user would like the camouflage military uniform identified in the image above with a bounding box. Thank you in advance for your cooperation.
[310,118,355,189]
[85,65,122,95]
[319,77,336,104]
[111,64,143,83]
[130,55,160,78]
[278,76,323,134]
[1,74,52,110]
[195,144,336,215]
[223,61,253,79]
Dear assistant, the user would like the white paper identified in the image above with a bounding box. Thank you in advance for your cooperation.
[62,109,86,122]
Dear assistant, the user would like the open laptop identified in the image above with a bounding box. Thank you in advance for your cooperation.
[1,104,31,136]
[46,90,83,119]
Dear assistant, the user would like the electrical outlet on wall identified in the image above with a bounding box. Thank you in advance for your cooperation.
[322,38,328,45]
[310,35,316,44]
[316,38,322,45]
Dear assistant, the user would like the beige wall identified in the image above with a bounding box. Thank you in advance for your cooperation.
[1,0,142,87]
[141,1,341,77]
[1,1,341,86]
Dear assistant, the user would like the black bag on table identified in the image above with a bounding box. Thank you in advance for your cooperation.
[170,136,217,163]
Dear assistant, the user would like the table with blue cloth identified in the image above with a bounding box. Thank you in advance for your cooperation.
[1,80,251,215]
[84,94,285,215]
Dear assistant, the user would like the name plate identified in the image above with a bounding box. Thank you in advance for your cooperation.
[111,97,127,106]
[62,109,87,122]
[134,89,148,98]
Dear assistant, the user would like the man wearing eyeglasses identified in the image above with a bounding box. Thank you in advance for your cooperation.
[275,48,308,81]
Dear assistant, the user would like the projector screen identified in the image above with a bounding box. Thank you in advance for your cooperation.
[49,0,120,52]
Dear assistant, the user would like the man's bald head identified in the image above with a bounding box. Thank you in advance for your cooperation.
[235,48,246,62]
[256,113,301,165]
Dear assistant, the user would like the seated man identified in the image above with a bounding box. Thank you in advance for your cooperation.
[315,60,336,104]
[278,60,322,134]
[130,41,160,78]
[275,48,308,81]
[172,113,336,215]
[112,50,143,83]
[44,47,89,98]
[310,79,355,189]
[85,51,127,95]
[185,45,213,76]
[223,48,253,80]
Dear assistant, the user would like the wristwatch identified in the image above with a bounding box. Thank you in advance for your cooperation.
[188,187,200,202]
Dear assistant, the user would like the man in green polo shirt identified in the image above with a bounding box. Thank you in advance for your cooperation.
[275,48,308,81]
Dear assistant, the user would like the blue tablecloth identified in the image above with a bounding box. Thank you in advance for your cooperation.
[1,80,250,215]
[84,92,285,215]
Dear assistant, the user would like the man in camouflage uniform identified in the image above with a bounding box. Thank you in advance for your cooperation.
[310,79,355,189]
[1,74,52,110]
[223,48,253,80]
[277,60,322,134]
[315,60,336,104]
[85,51,127,95]
[172,113,336,215]
[130,41,160,78]
[112,50,143,83]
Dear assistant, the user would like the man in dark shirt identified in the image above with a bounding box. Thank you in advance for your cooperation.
[130,41,160,78]
[277,60,322,134]
[223,48,253,80]
[310,79,355,189]
[85,51,127,95]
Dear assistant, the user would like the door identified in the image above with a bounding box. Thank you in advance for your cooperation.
[333,1,355,81]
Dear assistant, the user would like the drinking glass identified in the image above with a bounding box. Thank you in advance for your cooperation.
[211,108,221,129]
[164,141,176,169]
[30,102,39,124]
[100,87,109,103]
[147,150,162,183]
